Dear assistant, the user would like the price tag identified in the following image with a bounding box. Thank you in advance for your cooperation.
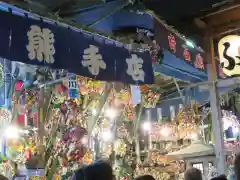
[68,80,77,89]
[68,74,78,99]
[29,176,45,180]
[14,176,26,180]
[68,89,78,99]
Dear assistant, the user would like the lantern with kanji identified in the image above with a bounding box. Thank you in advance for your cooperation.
[194,53,204,70]
[168,34,176,53]
[183,46,191,61]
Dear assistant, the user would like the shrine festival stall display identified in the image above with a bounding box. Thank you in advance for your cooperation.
[0,2,211,180]
[0,2,155,179]
[132,102,209,180]
[221,109,240,174]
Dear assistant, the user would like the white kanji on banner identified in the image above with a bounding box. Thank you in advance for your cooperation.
[26,25,55,63]
[126,54,145,81]
[82,45,106,75]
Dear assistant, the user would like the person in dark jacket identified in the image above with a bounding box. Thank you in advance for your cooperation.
[72,167,85,180]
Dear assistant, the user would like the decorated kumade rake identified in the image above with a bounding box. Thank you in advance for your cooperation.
[135,166,171,180]
[45,125,88,179]
[107,87,134,121]
[140,85,161,108]
[150,122,178,142]
[177,106,199,140]
[76,76,105,95]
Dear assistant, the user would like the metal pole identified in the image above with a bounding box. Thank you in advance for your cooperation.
[146,109,152,150]
[173,78,185,104]
[134,101,144,164]
[208,69,226,174]
[206,35,226,174]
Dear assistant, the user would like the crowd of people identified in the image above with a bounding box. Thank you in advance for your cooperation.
[69,152,240,180]
[1,153,240,180]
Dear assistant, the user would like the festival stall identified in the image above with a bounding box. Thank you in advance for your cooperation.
[0,2,156,179]
[0,1,217,180]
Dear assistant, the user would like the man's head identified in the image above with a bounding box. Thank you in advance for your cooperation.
[184,168,202,180]
[134,175,155,180]
[83,161,113,180]
[234,153,240,180]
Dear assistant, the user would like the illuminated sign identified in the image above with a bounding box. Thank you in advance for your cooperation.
[218,35,240,76]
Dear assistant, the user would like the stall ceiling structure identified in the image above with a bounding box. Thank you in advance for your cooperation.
[2,0,238,108]
[7,0,238,44]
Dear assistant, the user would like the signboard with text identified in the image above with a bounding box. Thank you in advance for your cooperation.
[218,35,240,77]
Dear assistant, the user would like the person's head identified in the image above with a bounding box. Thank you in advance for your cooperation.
[73,167,85,180]
[184,168,202,180]
[0,175,8,180]
[235,153,240,180]
[211,174,227,180]
[134,175,155,180]
[83,161,113,180]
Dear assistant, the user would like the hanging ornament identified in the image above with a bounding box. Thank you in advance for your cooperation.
[140,85,161,108]
[82,151,93,165]
[77,76,104,95]
[0,108,12,130]
[0,64,4,88]
[60,102,68,115]
[114,139,127,157]
[150,40,164,64]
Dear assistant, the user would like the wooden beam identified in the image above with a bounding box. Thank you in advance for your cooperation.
[212,20,240,36]
[202,5,240,27]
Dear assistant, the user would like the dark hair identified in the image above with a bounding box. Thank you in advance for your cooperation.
[134,175,155,180]
[211,174,227,180]
[74,167,85,180]
[83,161,113,180]
[184,168,202,180]
[235,153,240,180]
[0,175,8,180]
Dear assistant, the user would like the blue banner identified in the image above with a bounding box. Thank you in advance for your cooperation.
[0,11,154,84]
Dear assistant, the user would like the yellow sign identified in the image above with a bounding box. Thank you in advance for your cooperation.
[218,35,240,76]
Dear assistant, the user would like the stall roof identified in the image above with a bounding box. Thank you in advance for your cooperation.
[167,140,215,159]
[1,1,230,107]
